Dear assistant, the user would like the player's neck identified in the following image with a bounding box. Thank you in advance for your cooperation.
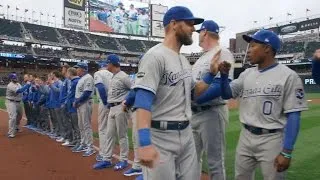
[163,36,182,54]
[258,58,277,70]
[202,40,219,52]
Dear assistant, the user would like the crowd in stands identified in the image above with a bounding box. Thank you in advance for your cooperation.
[87,34,120,51]
[24,23,60,43]
[0,19,23,38]
[117,38,145,52]
[0,44,28,54]
[279,41,305,54]
[58,29,90,47]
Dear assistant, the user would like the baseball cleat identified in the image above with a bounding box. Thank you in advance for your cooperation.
[61,140,70,146]
[83,148,96,157]
[72,145,87,153]
[7,134,15,138]
[93,161,113,170]
[56,137,65,142]
[96,154,103,162]
[123,168,143,176]
[114,160,128,171]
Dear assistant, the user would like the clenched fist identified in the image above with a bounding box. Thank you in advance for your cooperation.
[219,61,232,75]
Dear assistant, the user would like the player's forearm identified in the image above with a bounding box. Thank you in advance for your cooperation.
[76,91,92,104]
[312,60,320,85]
[195,81,222,104]
[95,83,108,105]
[283,112,301,153]
[125,89,136,107]
[221,73,233,99]
[16,84,31,94]
[194,72,216,97]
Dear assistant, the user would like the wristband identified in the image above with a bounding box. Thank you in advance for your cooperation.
[138,128,151,147]
[280,152,292,159]
[202,72,216,84]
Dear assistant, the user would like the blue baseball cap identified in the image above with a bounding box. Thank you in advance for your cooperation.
[97,60,108,68]
[163,6,204,27]
[8,73,17,80]
[196,20,219,34]
[106,54,120,66]
[73,62,88,70]
[243,29,281,52]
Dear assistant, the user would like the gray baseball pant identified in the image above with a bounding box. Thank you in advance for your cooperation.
[6,100,22,136]
[191,105,228,180]
[77,99,93,148]
[131,110,141,170]
[235,127,285,180]
[70,112,81,144]
[49,108,58,134]
[105,104,129,161]
[142,125,198,180]
[97,102,110,159]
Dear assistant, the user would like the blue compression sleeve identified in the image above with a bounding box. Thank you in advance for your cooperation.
[125,89,136,107]
[195,79,222,104]
[76,91,92,104]
[221,73,233,99]
[133,88,155,112]
[95,83,108,106]
[16,83,31,94]
[312,60,320,85]
[283,112,301,151]
[202,72,216,84]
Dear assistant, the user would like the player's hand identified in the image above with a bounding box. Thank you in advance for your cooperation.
[313,50,320,61]
[274,154,291,172]
[138,145,160,168]
[26,81,31,85]
[219,61,232,75]
[209,49,221,75]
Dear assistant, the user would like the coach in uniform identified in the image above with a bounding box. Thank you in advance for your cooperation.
[6,73,29,138]
[191,20,235,180]
[73,62,96,157]
[312,49,320,84]
[92,60,113,167]
[133,6,224,180]
[95,54,131,170]
[21,74,31,127]
[220,29,308,180]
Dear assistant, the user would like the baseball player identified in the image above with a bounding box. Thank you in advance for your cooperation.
[30,76,43,132]
[48,71,63,139]
[219,29,308,180]
[127,4,138,35]
[72,62,96,157]
[93,54,131,170]
[92,60,113,165]
[57,64,73,146]
[66,67,81,149]
[114,2,125,33]
[191,20,235,180]
[138,9,149,36]
[26,74,36,129]
[36,76,51,134]
[133,6,224,180]
[312,49,320,84]
[5,73,27,138]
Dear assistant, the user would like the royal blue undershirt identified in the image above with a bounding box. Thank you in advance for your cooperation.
[220,73,233,99]
[76,91,92,105]
[16,83,31,94]
[284,112,300,151]
[133,88,155,112]
[125,89,136,107]
[95,83,108,106]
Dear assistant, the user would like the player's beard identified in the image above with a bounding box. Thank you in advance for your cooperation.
[176,29,193,46]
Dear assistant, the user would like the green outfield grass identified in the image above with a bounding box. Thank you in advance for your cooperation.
[1,95,319,179]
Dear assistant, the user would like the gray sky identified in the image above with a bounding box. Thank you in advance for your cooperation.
[1,0,320,53]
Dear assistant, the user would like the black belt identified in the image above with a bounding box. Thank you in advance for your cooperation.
[191,105,212,114]
[151,121,189,130]
[109,102,122,107]
[244,124,281,135]
[7,99,21,103]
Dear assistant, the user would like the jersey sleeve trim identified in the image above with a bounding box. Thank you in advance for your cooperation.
[284,107,309,114]
[134,85,156,95]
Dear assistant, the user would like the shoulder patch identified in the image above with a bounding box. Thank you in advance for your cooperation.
[137,72,145,78]
[295,88,304,99]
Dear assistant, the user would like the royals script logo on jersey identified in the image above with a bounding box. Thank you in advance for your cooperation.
[161,69,192,86]
[240,84,283,99]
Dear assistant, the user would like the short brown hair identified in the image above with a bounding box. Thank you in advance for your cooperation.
[62,64,70,69]
[67,67,77,76]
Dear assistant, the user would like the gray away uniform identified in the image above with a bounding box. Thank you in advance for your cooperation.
[134,43,198,180]
[229,64,308,180]
[104,71,131,162]
[75,73,94,149]
[191,47,235,180]
[93,69,113,159]
[5,82,23,136]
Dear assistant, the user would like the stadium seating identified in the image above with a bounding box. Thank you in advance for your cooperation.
[58,29,90,47]
[305,41,320,58]
[87,34,120,51]
[70,50,104,61]
[117,38,145,52]
[23,23,59,42]
[279,41,305,54]
[33,48,70,58]
[0,19,23,38]
[0,44,28,54]
[142,40,160,50]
